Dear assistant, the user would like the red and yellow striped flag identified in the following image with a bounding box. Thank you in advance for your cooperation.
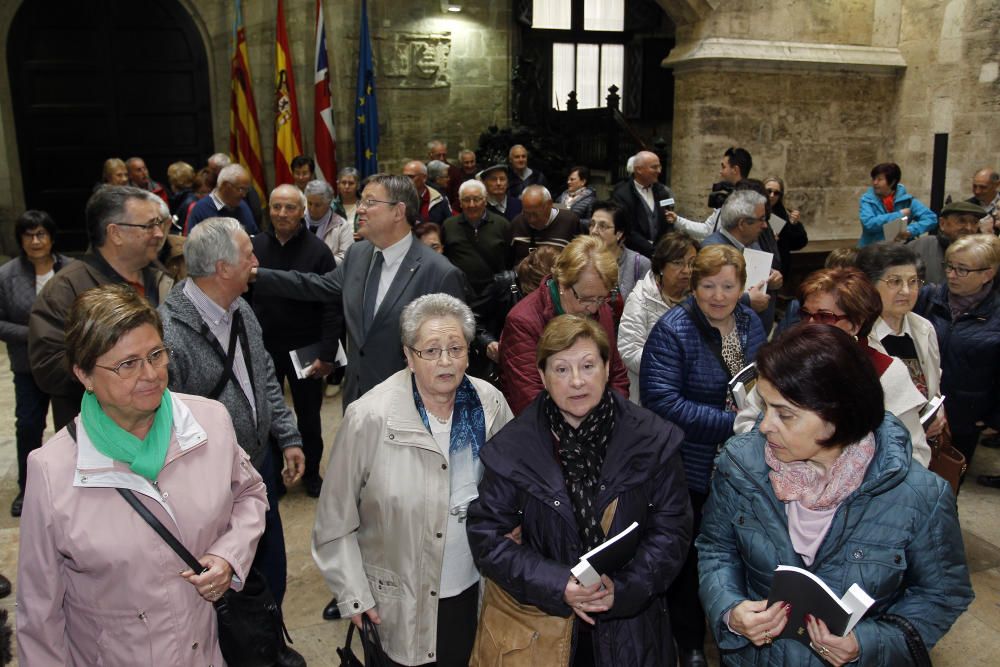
[274,0,303,186]
[229,0,267,205]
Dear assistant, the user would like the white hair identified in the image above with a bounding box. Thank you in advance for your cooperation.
[217,163,248,185]
[458,179,486,198]
[270,184,307,209]
[304,179,335,201]
[400,293,476,347]
[720,190,767,230]
[427,160,449,180]
[184,217,244,277]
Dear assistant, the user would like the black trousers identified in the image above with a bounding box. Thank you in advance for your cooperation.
[668,489,708,652]
[13,372,49,493]
[269,350,325,481]
[251,448,288,607]
[386,582,479,667]
[953,429,982,487]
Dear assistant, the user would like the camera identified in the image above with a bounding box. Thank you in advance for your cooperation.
[707,181,734,209]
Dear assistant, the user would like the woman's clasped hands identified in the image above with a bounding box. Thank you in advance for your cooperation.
[564,574,615,625]
[729,599,790,647]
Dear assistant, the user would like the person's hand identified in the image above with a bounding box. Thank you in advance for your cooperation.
[806,614,859,666]
[305,359,335,379]
[181,554,234,602]
[748,282,769,312]
[564,575,613,625]
[350,607,382,630]
[664,210,677,224]
[282,446,305,485]
[788,209,801,224]
[504,525,523,545]
[899,208,912,220]
[894,228,912,242]
[486,341,500,363]
[925,405,947,439]
[728,599,791,646]
[767,269,783,290]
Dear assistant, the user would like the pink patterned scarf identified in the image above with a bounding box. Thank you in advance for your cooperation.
[765,433,876,510]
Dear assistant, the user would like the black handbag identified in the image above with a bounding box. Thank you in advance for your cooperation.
[116,487,291,667]
[337,614,391,667]
[881,613,932,666]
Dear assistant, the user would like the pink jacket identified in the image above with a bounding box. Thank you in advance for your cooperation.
[16,393,267,666]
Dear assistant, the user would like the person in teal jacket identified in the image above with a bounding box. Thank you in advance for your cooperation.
[698,324,972,666]
[858,162,937,247]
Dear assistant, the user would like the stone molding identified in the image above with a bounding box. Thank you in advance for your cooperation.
[663,37,907,74]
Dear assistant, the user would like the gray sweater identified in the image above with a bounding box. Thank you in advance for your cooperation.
[0,254,73,373]
[159,280,301,469]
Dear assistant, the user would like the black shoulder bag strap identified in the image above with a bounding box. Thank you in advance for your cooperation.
[206,308,256,401]
[679,300,733,381]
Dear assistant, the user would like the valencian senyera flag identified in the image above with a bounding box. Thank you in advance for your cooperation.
[314,0,337,185]
[355,0,379,178]
[229,0,267,205]
[274,0,303,186]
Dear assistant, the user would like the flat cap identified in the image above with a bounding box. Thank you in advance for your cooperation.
[940,200,988,217]
[476,163,508,180]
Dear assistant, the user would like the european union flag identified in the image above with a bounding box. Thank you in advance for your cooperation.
[355,0,379,178]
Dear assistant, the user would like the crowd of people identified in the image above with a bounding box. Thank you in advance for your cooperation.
[0,140,997,666]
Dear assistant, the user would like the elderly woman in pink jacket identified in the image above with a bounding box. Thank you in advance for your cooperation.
[16,284,267,665]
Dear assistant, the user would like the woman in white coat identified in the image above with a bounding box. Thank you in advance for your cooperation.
[617,232,698,402]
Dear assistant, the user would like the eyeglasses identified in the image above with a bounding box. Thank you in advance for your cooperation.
[570,284,611,306]
[359,198,399,209]
[799,308,852,326]
[741,216,768,226]
[114,218,167,233]
[766,189,783,196]
[408,345,468,361]
[665,258,696,270]
[22,230,50,241]
[944,263,991,277]
[878,276,924,291]
[94,346,172,378]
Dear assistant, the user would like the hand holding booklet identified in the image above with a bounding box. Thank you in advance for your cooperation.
[767,565,874,646]
[571,521,640,587]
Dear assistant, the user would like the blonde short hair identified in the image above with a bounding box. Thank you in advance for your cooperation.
[946,234,1000,269]
[536,314,610,370]
[66,284,163,373]
[167,161,196,191]
[551,235,618,291]
[102,157,126,183]
[691,245,747,291]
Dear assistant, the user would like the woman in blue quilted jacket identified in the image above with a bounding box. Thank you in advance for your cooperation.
[639,244,766,666]
[697,324,972,666]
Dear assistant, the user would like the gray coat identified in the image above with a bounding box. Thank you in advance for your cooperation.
[158,281,301,468]
[0,254,72,373]
[254,236,466,408]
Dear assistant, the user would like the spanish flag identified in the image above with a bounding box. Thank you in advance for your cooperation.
[229,0,267,205]
[274,0,303,186]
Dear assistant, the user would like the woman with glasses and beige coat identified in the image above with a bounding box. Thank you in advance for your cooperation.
[312,294,513,666]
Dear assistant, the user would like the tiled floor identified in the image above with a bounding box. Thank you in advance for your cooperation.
[0,349,998,665]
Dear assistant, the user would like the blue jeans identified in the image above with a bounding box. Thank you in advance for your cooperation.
[13,372,49,493]
[251,447,287,607]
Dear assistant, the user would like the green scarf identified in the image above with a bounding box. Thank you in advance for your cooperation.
[80,389,174,481]
[548,278,566,315]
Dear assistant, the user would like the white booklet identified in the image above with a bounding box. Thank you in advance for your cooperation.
[571,521,640,587]
[289,342,324,379]
[727,362,758,411]
[920,395,945,426]
[743,248,773,295]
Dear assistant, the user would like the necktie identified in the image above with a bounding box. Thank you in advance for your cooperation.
[362,250,384,335]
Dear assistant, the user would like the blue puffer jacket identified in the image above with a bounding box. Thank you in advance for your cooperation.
[915,283,1000,435]
[858,183,937,246]
[639,297,765,494]
[697,414,973,666]
[467,391,693,666]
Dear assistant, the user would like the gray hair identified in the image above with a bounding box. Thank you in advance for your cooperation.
[217,163,248,186]
[458,179,486,198]
[365,173,420,225]
[184,217,244,277]
[626,155,636,175]
[208,153,232,169]
[304,179,335,201]
[337,166,360,181]
[270,183,307,209]
[404,160,428,175]
[427,160,449,180]
[85,185,161,247]
[459,149,475,160]
[427,139,446,151]
[400,293,476,347]
[719,190,767,231]
[520,184,552,203]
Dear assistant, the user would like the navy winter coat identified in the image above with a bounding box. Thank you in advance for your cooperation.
[467,391,693,666]
[698,414,973,666]
[915,283,1000,435]
[640,297,766,494]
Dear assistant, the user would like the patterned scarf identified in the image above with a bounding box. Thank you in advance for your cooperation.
[412,374,486,462]
[544,389,616,550]
[764,433,876,511]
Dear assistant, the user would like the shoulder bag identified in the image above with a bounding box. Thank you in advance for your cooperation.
[928,423,966,495]
[881,613,933,667]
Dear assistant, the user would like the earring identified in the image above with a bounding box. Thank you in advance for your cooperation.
[86,386,94,393]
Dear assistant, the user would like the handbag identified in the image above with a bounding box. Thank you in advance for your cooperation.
[337,615,391,667]
[470,578,573,667]
[881,613,933,666]
[927,423,966,495]
[116,487,290,667]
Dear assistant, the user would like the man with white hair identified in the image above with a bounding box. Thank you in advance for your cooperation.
[159,217,306,665]
[510,184,583,264]
[207,153,263,231]
[442,180,512,362]
[403,159,452,224]
[185,163,259,235]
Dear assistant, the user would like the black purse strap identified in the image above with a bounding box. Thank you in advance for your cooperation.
[343,615,390,666]
[881,613,932,667]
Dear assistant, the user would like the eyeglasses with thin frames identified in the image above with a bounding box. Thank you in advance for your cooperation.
[94,347,172,379]
[114,218,167,234]
[878,276,925,291]
[408,345,468,361]
[570,284,611,306]
[944,263,991,277]
[359,198,399,209]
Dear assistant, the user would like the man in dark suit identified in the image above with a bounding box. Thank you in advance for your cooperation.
[612,150,676,257]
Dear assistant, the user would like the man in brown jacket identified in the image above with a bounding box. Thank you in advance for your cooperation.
[28,185,174,429]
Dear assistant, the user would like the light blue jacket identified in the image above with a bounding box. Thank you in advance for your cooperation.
[697,414,972,666]
[858,184,937,246]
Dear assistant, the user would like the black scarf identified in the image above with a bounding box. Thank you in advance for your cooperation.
[544,389,616,551]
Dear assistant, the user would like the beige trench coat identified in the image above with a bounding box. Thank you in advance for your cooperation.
[312,369,513,666]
